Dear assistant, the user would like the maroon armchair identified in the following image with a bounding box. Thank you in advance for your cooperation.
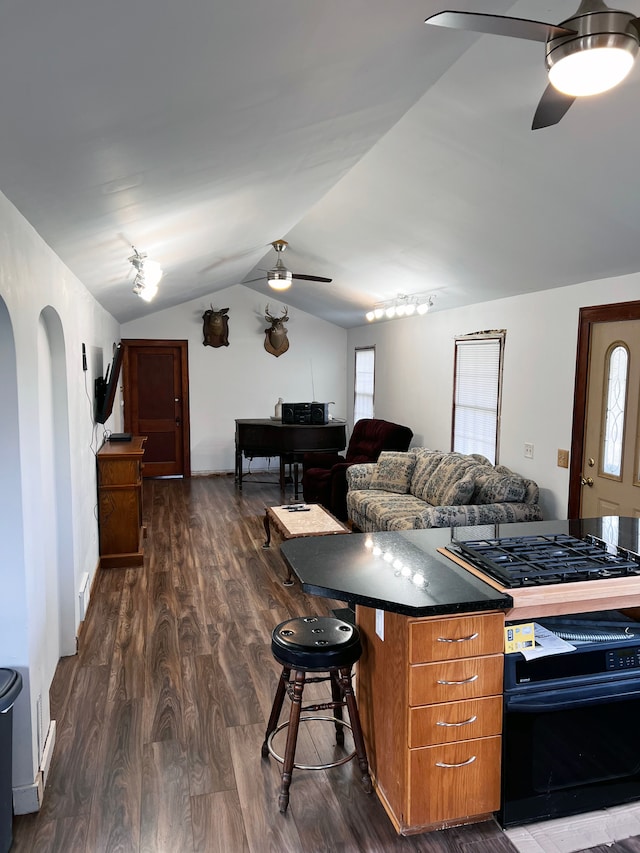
[301,418,413,521]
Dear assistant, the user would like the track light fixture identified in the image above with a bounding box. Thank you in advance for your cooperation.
[365,294,434,323]
[129,247,163,302]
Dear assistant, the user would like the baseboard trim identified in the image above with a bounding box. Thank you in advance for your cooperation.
[13,719,56,815]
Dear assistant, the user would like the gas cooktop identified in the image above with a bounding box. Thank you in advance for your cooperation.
[449,532,640,589]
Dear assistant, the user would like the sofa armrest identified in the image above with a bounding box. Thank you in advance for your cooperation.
[346,463,376,491]
[302,451,344,473]
[415,502,544,529]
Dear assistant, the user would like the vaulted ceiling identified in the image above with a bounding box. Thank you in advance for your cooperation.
[2,0,639,328]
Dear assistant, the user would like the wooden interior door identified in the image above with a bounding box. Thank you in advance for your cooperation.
[569,302,640,518]
[122,339,191,478]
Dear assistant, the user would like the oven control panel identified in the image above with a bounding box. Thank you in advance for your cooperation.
[606,647,640,671]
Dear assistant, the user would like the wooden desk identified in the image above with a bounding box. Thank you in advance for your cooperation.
[235,418,346,494]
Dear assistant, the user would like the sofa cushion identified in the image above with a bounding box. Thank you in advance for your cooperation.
[422,454,479,506]
[473,468,527,504]
[410,450,446,500]
[369,451,416,493]
[495,464,540,504]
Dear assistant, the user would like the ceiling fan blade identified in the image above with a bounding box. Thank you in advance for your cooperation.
[532,83,576,130]
[292,273,333,283]
[242,277,266,284]
[425,11,575,42]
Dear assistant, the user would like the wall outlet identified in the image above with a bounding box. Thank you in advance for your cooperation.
[557,449,569,468]
[524,443,534,459]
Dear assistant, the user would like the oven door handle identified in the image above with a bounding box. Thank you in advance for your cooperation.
[506,680,640,713]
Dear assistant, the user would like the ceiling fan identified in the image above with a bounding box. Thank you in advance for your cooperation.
[425,0,640,128]
[245,240,333,291]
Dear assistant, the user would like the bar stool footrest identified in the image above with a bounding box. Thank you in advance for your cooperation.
[266,715,355,770]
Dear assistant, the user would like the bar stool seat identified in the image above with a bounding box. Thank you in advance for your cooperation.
[262,616,372,813]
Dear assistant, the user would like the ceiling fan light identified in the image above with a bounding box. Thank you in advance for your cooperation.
[267,275,292,291]
[548,37,637,97]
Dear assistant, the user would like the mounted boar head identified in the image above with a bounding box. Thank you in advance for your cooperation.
[264,304,289,357]
[202,305,230,348]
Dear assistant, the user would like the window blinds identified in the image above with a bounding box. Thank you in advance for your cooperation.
[452,336,503,465]
[354,347,375,424]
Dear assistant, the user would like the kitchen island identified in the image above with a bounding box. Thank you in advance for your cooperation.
[280,517,640,836]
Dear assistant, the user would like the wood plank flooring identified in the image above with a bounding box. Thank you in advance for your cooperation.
[9,475,640,852]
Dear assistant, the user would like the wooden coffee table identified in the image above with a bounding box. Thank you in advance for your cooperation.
[263,503,350,585]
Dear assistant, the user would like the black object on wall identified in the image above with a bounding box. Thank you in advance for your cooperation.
[95,343,123,424]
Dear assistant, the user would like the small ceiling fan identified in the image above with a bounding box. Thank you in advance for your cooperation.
[245,240,332,291]
[425,0,640,128]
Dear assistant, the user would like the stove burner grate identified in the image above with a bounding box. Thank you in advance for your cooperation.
[451,533,640,588]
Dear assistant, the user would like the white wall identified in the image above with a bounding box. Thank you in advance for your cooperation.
[0,190,119,803]
[347,274,640,521]
[121,284,348,473]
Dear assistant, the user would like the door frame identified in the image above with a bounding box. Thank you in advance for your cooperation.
[568,300,640,517]
[121,338,191,477]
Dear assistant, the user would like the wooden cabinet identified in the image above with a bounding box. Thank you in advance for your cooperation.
[356,608,504,835]
[96,437,146,569]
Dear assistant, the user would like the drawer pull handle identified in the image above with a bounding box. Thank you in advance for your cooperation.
[436,714,477,728]
[437,674,479,686]
[437,632,479,643]
[435,755,477,769]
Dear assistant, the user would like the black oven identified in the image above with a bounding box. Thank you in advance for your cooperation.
[499,618,640,827]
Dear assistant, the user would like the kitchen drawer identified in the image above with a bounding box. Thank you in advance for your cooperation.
[407,735,501,826]
[408,695,502,748]
[409,654,503,706]
[409,613,504,664]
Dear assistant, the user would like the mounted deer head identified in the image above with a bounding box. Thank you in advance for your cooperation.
[202,305,230,348]
[264,304,289,357]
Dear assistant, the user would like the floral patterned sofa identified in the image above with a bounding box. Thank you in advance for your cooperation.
[346,448,543,532]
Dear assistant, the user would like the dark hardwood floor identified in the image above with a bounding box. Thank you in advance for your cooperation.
[9,475,640,852]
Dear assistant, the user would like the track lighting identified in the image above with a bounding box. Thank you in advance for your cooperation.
[365,294,434,323]
[129,247,163,302]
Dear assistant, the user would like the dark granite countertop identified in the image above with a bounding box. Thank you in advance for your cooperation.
[279,517,640,618]
[280,527,511,617]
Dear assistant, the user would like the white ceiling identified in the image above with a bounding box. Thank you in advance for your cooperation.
[2,0,640,328]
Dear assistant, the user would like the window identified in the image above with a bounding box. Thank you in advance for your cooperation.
[452,332,505,465]
[601,343,628,478]
[354,347,375,423]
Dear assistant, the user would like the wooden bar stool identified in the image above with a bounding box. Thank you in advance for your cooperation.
[262,616,372,813]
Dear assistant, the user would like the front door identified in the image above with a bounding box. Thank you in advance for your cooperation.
[569,302,640,518]
[122,339,191,477]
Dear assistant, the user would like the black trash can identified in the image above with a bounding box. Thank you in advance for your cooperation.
[0,669,22,853]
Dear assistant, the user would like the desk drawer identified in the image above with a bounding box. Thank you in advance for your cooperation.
[407,735,501,826]
[408,695,502,747]
[409,613,504,664]
[409,654,503,706]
